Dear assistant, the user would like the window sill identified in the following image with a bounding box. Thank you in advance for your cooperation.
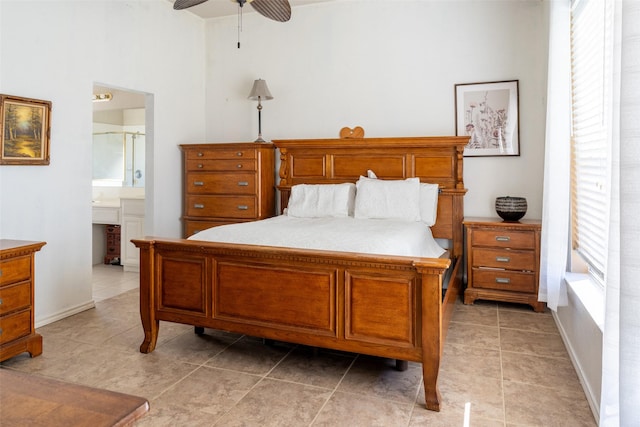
[564,272,605,332]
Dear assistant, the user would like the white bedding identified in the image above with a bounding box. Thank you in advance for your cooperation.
[188,215,446,258]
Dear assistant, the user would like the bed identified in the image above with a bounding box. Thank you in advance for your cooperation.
[132,133,468,411]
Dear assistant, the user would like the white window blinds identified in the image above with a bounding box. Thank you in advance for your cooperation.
[570,0,614,281]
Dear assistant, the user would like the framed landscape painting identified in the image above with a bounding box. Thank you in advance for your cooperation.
[1,94,51,165]
[455,80,520,157]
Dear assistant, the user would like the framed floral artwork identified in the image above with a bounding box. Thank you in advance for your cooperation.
[455,80,520,157]
[1,94,52,165]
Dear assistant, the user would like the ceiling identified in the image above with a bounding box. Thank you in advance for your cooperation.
[167,0,333,19]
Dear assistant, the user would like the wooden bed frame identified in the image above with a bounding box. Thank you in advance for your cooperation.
[133,135,468,411]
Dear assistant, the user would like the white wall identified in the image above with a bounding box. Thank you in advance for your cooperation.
[204,0,547,219]
[0,1,206,325]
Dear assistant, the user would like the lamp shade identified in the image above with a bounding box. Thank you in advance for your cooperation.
[248,79,273,100]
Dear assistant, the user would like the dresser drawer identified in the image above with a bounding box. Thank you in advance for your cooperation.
[185,148,256,161]
[471,269,536,293]
[0,282,31,315]
[186,196,257,218]
[472,247,536,271]
[184,220,238,237]
[0,309,31,345]
[0,256,31,287]
[186,159,256,172]
[471,229,536,250]
[185,172,256,195]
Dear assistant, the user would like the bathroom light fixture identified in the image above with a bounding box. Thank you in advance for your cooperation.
[247,79,273,142]
[92,93,112,102]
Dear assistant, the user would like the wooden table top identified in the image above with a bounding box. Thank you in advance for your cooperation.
[0,369,149,426]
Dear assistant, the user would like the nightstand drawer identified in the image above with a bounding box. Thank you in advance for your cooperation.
[0,309,31,345]
[186,159,257,172]
[186,195,257,218]
[0,257,31,287]
[185,172,256,195]
[472,229,536,250]
[0,282,31,315]
[471,248,536,271]
[472,269,536,293]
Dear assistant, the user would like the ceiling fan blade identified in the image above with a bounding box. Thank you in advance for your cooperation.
[250,0,291,22]
[173,0,209,10]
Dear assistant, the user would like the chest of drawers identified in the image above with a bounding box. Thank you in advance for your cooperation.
[463,218,544,312]
[0,239,46,362]
[180,143,275,237]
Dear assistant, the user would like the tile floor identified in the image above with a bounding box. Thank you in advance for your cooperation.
[0,266,597,426]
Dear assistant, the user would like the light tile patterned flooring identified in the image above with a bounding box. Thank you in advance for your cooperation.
[0,266,597,426]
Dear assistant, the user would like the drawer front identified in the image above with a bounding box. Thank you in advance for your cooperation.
[185,172,256,195]
[0,256,31,287]
[185,148,256,161]
[186,196,257,218]
[472,268,536,293]
[184,220,238,238]
[472,229,536,250]
[0,309,31,345]
[0,282,31,315]
[186,159,256,172]
[472,248,536,271]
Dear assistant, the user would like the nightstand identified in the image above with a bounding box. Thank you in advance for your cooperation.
[463,217,544,312]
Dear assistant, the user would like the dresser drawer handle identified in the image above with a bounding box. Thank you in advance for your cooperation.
[0,298,3,305]
[236,152,243,157]
[197,164,203,169]
[495,278,511,284]
[495,236,511,242]
[496,256,510,263]
[197,152,204,157]
[236,164,243,168]
[0,328,2,336]
[237,181,249,186]
[193,204,205,209]
[193,181,204,186]
[237,205,249,210]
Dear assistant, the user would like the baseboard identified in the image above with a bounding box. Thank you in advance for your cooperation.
[35,300,96,328]
[552,310,600,422]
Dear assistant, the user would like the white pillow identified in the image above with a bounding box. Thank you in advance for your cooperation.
[419,183,439,226]
[287,183,356,218]
[354,177,421,221]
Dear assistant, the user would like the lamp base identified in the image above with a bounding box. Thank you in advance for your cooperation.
[254,134,266,143]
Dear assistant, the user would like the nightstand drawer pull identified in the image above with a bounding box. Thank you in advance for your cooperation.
[496,256,511,263]
[237,205,249,210]
[495,278,511,284]
[197,152,204,157]
[236,152,243,157]
[193,203,205,209]
[0,298,3,305]
[236,164,243,168]
[197,164,203,169]
[237,181,249,186]
[193,181,204,186]
[495,236,511,242]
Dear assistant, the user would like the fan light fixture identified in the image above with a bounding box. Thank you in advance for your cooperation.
[92,93,112,102]
[248,79,273,142]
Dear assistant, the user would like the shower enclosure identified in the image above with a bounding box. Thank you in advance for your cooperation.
[92,131,145,187]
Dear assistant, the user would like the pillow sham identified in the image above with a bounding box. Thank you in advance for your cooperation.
[419,182,439,226]
[354,177,421,221]
[287,183,356,218]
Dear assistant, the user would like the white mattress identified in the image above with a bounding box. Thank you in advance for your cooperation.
[188,215,446,259]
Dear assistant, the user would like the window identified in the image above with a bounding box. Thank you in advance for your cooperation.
[570,0,614,284]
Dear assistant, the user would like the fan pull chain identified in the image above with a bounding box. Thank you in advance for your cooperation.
[237,2,243,48]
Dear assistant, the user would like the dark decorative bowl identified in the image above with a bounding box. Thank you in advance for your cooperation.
[495,196,527,222]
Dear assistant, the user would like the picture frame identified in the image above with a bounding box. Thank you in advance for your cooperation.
[1,94,52,165]
[455,80,519,157]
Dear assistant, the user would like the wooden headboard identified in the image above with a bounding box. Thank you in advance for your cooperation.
[271,135,469,257]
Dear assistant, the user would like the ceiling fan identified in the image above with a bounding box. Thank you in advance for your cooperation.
[173,0,292,23]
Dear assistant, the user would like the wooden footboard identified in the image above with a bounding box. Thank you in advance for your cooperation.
[133,237,460,411]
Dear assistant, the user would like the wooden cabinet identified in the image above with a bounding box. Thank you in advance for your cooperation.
[0,239,46,362]
[463,218,544,312]
[104,225,121,265]
[180,143,275,237]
